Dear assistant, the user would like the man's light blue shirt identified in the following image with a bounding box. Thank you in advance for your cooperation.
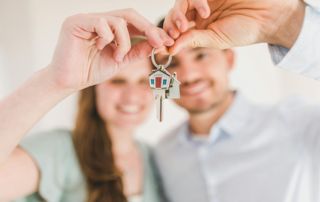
[153,93,320,202]
[152,3,320,202]
[269,2,320,79]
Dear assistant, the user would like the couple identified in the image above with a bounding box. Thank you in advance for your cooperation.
[1,0,320,202]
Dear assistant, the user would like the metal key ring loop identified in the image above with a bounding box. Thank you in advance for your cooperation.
[151,48,172,69]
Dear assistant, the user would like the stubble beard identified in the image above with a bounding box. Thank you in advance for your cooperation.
[187,90,232,115]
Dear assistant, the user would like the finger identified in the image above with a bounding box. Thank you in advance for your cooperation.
[63,14,105,40]
[155,46,170,55]
[171,9,190,33]
[121,41,153,68]
[159,29,175,47]
[173,0,189,15]
[169,29,229,55]
[127,23,173,47]
[94,18,115,50]
[127,24,143,36]
[107,9,174,47]
[171,0,192,32]
[107,16,131,62]
[143,26,174,48]
[63,14,116,51]
[163,10,182,39]
[191,0,211,18]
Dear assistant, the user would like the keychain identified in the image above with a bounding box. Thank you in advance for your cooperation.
[149,48,180,122]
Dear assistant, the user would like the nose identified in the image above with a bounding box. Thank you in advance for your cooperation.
[176,61,201,84]
[121,84,147,103]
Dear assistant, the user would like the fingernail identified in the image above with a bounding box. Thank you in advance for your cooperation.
[159,32,174,46]
[165,38,174,46]
[168,29,175,37]
[168,28,179,39]
[165,41,173,46]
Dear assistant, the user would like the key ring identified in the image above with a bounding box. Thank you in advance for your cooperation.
[151,48,172,69]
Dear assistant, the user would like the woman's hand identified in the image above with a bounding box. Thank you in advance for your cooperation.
[0,9,174,164]
[164,0,305,54]
[49,9,174,91]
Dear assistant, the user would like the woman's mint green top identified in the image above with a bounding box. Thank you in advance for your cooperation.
[15,129,165,202]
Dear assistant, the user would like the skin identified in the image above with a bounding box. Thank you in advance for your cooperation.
[157,47,235,135]
[95,59,153,130]
[96,59,153,196]
[0,9,173,201]
[0,58,154,200]
[0,9,173,166]
[164,0,306,54]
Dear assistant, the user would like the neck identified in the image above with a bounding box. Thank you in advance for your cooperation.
[106,125,136,156]
[189,91,234,135]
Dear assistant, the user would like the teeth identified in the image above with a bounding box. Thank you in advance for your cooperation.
[118,105,141,114]
[182,81,210,96]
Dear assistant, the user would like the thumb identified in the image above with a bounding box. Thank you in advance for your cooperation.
[169,29,230,55]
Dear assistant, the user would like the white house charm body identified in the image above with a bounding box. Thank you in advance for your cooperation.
[149,48,180,122]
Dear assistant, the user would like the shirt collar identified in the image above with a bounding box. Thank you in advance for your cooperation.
[177,91,257,146]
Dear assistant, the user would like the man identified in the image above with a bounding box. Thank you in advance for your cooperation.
[152,20,320,202]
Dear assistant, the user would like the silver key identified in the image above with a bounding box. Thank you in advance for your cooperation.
[149,48,180,121]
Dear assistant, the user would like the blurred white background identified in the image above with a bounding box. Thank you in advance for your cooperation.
[1,0,320,144]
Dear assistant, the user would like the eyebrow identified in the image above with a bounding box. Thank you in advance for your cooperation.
[187,47,206,53]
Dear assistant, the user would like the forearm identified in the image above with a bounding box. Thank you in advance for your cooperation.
[0,67,74,164]
[269,0,306,49]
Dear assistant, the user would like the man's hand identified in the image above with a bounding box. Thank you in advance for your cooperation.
[164,0,306,54]
[49,9,174,91]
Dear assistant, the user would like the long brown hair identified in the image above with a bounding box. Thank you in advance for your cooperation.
[73,86,127,202]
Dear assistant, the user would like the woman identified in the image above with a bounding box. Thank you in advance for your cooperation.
[0,9,173,202]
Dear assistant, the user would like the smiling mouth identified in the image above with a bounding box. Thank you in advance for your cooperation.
[180,80,212,97]
[117,105,143,115]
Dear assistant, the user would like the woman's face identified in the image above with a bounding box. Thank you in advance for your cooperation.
[95,59,153,129]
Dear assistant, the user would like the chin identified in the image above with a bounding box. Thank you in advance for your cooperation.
[114,115,146,128]
[178,97,221,114]
[187,104,216,114]
[112,121,139,131]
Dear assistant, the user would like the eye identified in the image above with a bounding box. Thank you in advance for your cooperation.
[139,78,149,86]
[167,58,178,69]
[195,52,208,61]
[109,78,126,85]
[167,63,178,69]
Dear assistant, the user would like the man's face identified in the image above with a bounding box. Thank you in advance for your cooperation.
[158,48,234,114]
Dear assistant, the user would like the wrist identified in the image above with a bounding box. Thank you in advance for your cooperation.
[38,66,77,97]
[269,1,306,49]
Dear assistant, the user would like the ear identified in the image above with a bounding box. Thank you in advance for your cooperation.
[224,49,235,71]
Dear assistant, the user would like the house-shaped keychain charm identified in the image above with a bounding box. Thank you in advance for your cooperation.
[149,68,180,99]
[149,67,180,121]
[149,48,181,121]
